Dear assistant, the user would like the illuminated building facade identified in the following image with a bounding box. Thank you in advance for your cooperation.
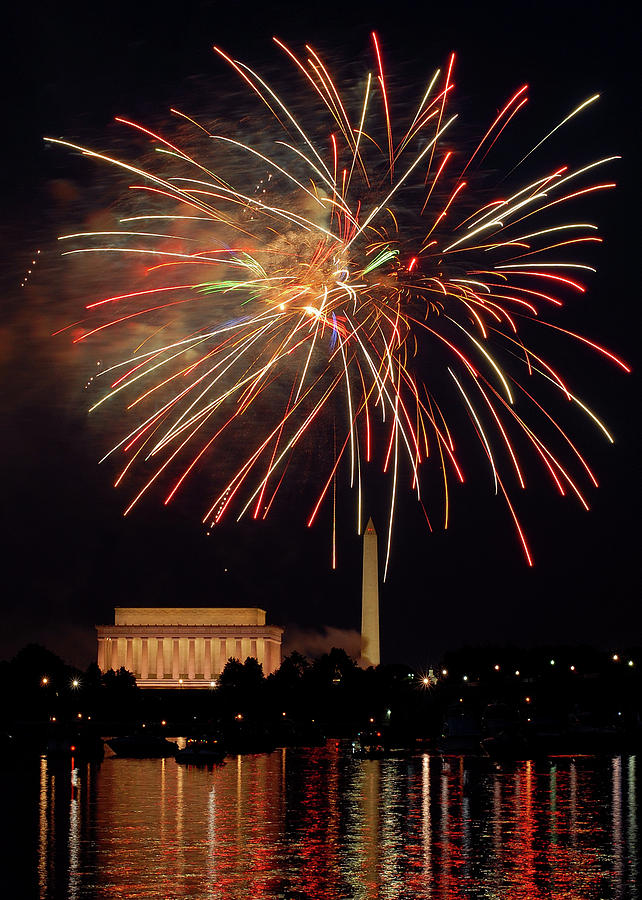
[96,607,283,688]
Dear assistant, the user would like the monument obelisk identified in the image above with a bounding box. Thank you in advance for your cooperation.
[360,517,380,667]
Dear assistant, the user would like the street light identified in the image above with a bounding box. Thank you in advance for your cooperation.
[71,679,79,689]
[41,676,49,686]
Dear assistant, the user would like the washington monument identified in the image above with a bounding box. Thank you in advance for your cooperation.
[360,517,380,667]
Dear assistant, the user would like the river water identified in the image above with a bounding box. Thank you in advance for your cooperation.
[5,744,639,899]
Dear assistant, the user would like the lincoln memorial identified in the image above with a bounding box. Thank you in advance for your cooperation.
[96,607,283,688]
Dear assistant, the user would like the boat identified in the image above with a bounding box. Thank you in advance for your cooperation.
[352,729,412,759]
[46,733,104,760]
[481,731,530,761]
[436,705,483,753]
[174,736,225,764]
[106,734,178,758]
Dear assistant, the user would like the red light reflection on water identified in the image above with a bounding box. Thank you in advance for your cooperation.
[32,748,638,899]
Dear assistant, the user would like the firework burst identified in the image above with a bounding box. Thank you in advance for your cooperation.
[47,35,629,576]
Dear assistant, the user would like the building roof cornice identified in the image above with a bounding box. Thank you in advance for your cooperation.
[96,624,283,637]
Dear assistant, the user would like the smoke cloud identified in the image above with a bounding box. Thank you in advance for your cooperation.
[282,625,361,660]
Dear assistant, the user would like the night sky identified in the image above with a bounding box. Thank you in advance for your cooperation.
[2,1,639,668]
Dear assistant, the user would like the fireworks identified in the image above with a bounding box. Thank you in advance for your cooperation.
[47,35,629,576]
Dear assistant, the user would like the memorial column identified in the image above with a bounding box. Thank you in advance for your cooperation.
[215,639,224,675]
[264,641,273,675]
[97,639,105,672]
[195,637,204,677]
[204,639,212,681]
[172,639,180,680]
[188,639,196,681]
[141,638,149,681]
[156,638,164,680]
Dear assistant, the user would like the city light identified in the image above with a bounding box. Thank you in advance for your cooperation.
[494,664,500,671]
[422,677,430,685]
[71,679,79,688]
[441,669,448,676]
[525,696,531,703]
[463,675,468,681]
[550,660,555,666]
[235,713,243,720]
[628,660,634,667]
[515,670,520,676]
[613,654,619,661]
[41,676,49,686]
[570,665,576,671]
[210,681,216,687]
[161,720,166,726]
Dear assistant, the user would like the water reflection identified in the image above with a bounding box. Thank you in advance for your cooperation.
[613,756,623,893]
[628,757,637,886]
[22,748,640,898]
[38,756,48,897]
[68,762,80,899]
